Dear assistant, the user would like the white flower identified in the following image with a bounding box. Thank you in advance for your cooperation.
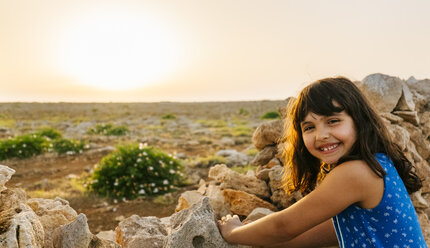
[153,188,159,193]
[169,161,173,164]
[22,144,26,147]
[139,143,144,149]
[163,179,169,185]
[138,189,146,194]
[169,169,175,174]
[114,181,119,186]
[137,158,142,163]
[143,152,148,156]
[151,183,156,187]
[149,166,154,171]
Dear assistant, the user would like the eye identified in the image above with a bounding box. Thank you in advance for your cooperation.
[302,125,314,132]
[328,119,340,124]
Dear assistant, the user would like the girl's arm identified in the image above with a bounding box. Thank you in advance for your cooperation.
[218,160,380,246]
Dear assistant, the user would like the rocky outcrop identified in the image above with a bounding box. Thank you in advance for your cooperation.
[0,167,119,248]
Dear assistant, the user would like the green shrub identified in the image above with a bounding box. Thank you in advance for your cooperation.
[161,114,176,120]
[89,144,185,199]
[261,111,280,119]
[87,123,129,136]
[52,138,86,155]
[238,108,249,116]
[196,119,227,128]
[0,134,48,160]
[35,128,62,139]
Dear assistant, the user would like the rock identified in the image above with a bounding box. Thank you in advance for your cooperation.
[252,119,283,150]
[408,79,430,99]
[379,112,403,124]
[242,208,274,225]
[52,213,93,248]
[415,160,430,194]
[0,188,27,211]
[209,164,270,199]
[394,83,415,111]
[204,185,232,218]
[250,145,277,167]
[255,159,282,181]
[393,111,420,126]
[387,124,410,151]
[166,197,245,248]
[0,203,45,248]
[96,230,116,243]
[116,215,167,248]
[27,197,78,248]
[222,189,278,216]
[360,73,404,112]
[402,122,430,160]
[0,165,15,193]
[215,150,250,167]
[420,112,430,140]
[268,166,298,209]
[175,191,204,212]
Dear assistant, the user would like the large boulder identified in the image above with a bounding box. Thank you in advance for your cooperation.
[27,197,78,248]
[116,215,168,248]
[0,203,45,248]
[360,73,405,112]
[209,164,270,199]
[166,197,245,248]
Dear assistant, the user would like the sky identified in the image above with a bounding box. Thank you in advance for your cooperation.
[0,0,429,102]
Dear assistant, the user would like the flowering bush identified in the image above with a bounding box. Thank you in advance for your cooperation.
[89,143,186,199]
[0,134,48,160]
[52,138,86,155]
[261,111,280,119]
[87,123,128,136]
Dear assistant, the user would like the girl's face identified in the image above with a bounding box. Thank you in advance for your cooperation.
[300,109,357,165]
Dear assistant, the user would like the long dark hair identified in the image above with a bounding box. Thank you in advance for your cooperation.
[282,77,422,194]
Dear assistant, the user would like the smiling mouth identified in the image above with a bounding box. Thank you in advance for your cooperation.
[318,143,339,152]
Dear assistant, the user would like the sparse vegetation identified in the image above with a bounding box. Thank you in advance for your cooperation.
[232,125,253,137]
[261,111,280,119]
[87,123,129,136]
[89,143,186,199]
[162,113,176,120]
[52,138,86,155]
[231,164,258,174]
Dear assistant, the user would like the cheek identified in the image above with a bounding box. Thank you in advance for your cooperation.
[302,134,313,150]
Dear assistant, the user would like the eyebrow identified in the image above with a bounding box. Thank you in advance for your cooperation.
[300,111,344,126]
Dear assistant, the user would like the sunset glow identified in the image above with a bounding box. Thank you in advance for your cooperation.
[55,8,183,90]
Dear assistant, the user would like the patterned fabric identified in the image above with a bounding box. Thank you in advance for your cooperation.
[332,153,427,247]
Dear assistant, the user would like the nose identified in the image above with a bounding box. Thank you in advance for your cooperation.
[315,126,329,141]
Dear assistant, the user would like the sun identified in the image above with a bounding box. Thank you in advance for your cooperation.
[55,9,183,91]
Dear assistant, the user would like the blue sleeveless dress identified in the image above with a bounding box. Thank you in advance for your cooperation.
[332,153,427,247]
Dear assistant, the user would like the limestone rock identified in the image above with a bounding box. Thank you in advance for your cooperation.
[175,190,204,213]
[166,197,245,248]
[242,207,274,224]
[96,230,116,243]
[251,145,277,167]
[402,122,430,160]
[408,79,430,99]
[360,73,404,112]
[268,166,298,209]
[394,83,415,111]
[209,164,270,199]
[393,111,420,126]
[0,165,15,193]
[215,150,250,167]
[379,112,403,124]
[0,188,27,211]
[0,203,45,248]
[116,215,167,248]
[387,124,410,151]
[222,189,277,216]
[412,191,429,209]
[252,119,283,150]
[52,213,93,248]
[27,197,78,248]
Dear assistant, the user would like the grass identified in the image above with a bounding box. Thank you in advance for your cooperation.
[231,164,258,174]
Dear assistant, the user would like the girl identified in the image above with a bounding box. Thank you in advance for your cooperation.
[218,77,426,247]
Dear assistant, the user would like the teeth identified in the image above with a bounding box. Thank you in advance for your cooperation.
[321,144,338,151]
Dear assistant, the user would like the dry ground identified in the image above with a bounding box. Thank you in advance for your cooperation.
[0,100,286,233]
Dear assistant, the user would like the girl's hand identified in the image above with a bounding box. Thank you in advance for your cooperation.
[217,214,243,243]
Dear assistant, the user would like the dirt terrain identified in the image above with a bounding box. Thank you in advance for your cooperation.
[0,100,286,233]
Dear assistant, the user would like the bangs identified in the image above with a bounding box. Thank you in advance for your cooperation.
[295,82,345,124]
